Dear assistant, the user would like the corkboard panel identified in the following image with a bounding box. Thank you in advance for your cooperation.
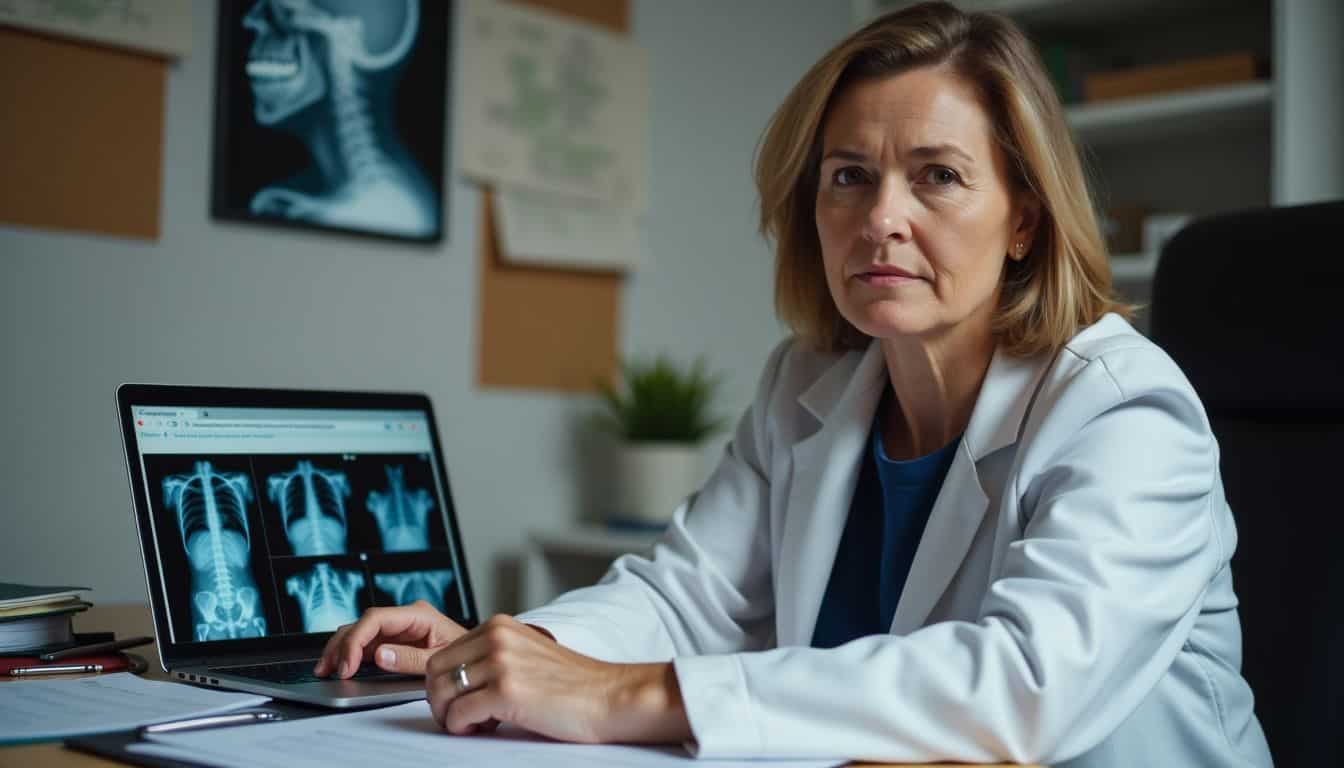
[0,26,165,239]
[476,0,627,392]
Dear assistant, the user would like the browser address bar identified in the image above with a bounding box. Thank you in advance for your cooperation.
[183,420,389,432]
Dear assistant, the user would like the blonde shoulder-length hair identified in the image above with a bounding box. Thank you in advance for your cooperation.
[757,1,1130,357]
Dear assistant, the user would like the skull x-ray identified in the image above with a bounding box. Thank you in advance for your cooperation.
[212,0,449,241]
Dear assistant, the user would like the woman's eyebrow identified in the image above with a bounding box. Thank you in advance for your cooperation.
[909,144,976,165]
[821,148,869,163]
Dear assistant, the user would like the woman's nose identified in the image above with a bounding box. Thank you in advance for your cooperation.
[861,183,913,244]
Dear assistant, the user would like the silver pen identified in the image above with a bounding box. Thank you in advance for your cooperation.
[141,711,284,735]
[9,663,103,676]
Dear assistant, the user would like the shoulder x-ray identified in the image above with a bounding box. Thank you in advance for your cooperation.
[163,461,269,642]
[366,464,436,551]
[220,0,444,239]
[286,562,366,633]
[375,569,454,613]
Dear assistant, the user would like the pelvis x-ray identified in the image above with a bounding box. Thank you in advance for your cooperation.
[267,460,351,556]
[375,570,454,613]
[286,562,365,633]
[162,461,269,642]
[366,464,436,552]
[213,0,448,241]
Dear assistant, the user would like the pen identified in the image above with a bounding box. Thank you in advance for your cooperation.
[9,663,103,676]
[40,635,154,661]
[140,711,284,735]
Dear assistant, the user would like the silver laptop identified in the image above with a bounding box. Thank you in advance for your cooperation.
[116,384,478,707]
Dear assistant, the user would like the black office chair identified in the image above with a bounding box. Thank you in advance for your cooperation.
[1148,200,1343,767]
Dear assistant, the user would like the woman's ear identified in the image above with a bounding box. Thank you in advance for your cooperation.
[1011,195,1042,259]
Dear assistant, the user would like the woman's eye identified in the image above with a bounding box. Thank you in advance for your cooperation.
[832,167,869,187]
[924,166,961,186]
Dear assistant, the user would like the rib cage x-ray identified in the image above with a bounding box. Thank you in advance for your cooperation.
[366,465,436,551]
[162,461,269,642]
[267,460,351,556]
[286,562,365,633]
[237,0,439,238]
[374,570,454,613]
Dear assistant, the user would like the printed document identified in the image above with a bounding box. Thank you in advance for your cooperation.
[0,672,269,744]
[131,699,843,767]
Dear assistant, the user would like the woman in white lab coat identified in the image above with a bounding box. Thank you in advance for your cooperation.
[317,3,1271,765]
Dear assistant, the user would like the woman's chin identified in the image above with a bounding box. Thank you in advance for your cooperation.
[847,305,935,340]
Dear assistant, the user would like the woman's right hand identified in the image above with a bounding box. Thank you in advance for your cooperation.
[314,600,468,678]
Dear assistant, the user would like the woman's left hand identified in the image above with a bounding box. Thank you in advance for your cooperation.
[425,614,691,745]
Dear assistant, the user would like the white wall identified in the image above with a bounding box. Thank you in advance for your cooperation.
[0,0,853,614]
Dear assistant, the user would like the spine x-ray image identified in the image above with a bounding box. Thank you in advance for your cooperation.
[162,461,269,642]
[240,0,437,237]
[285,562,365,633]
[267,460,351,556]
[375,569,454,613]
[366,464,436,551]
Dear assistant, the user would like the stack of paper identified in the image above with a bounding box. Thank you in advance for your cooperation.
[0,672,270,745]
[130,699,845,768]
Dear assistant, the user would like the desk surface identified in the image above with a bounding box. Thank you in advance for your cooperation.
[0,604,1037,768]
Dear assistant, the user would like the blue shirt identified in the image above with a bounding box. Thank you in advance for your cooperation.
[810,411,961,649]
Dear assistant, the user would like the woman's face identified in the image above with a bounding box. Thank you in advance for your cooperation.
[815,66,1035,343]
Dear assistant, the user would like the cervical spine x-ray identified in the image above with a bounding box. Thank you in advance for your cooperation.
[239,0,438,238]
[268,460,351,556]
[367,465,436,551]
[163,461,269,642]
[286,562,365,633]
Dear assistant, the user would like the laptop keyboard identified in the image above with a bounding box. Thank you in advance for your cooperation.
[212,659,410,685]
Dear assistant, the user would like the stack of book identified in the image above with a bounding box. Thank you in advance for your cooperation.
[0,582,92,654]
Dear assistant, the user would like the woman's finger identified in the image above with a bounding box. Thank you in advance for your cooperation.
[374,642,436,675]
[444,686,508,736]
[336,607,426,678]
[314,623,353,676]
[426,654,496,726]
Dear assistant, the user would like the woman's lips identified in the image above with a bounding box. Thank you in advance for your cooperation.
[855,267,921,285]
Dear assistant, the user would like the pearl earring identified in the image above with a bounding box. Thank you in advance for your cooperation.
[1014,242,1025,260]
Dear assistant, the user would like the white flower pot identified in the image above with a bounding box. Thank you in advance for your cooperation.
[612,442,702,527]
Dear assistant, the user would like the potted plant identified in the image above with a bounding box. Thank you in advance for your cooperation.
[596,355,725,528]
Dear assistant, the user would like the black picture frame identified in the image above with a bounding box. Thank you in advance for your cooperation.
[210,0,450,243]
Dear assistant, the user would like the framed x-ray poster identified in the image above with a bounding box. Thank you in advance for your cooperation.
[211,0,449,243]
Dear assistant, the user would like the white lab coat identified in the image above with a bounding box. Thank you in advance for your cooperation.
[518,314,1273,767]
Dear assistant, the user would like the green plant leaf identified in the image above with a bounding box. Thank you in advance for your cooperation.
[593,354,726,442]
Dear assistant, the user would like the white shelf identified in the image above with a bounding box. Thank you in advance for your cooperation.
[1067,81,1273,146]
[528,524,660,558]
[1110,251,1160,281]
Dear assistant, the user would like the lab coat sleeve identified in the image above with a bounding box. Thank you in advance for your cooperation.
[515,340,792,663]
[673,348,1226,763]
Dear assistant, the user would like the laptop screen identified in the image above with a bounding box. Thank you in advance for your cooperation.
[126,403,472,646]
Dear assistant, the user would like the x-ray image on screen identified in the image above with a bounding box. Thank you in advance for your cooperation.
[366,464,436,552]
[212,0,449,241]
[374,569,454,612]
[285,561,366,633]
[162,461,269,642]
[267,460,351,556]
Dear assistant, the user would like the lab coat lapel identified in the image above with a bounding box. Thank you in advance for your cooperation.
[777,343,887,647]
[890,346,1053,635]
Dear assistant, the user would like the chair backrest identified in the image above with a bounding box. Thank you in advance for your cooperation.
[1148,200,1344,767]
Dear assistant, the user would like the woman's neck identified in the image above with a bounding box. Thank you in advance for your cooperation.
[877,320,996,461]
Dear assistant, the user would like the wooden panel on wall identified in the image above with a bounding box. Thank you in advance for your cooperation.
[476,0,627,392]
[0,26,165,239]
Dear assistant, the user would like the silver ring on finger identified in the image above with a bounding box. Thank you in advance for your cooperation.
[453,662,470,693]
